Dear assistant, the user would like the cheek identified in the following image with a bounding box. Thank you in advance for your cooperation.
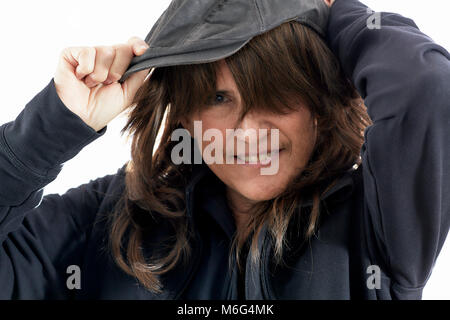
[190,109,235,136]
[186,113,230,147]
[292,124,316,155]
[285,113,316,158]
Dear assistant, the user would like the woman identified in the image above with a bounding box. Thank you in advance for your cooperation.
[0,0,448,299]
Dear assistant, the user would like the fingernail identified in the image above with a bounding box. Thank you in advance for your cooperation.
[138,44,149,52]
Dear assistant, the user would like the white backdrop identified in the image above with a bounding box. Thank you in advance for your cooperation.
[0,0,448,299]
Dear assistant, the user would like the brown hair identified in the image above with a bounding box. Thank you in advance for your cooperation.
[107,21,372,293]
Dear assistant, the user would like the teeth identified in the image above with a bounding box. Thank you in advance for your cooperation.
[247,155,259,163]
[236,152,274,164]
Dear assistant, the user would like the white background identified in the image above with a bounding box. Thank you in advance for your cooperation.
[0,0,448,299]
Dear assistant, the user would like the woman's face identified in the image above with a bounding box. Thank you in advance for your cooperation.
[183,59,317,203]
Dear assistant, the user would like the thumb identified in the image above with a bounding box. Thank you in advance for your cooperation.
[122,68,151,107]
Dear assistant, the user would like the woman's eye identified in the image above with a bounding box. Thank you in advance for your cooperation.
[211,92,229,105]
[215,94,225,103]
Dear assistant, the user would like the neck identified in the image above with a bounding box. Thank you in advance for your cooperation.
[226,187,256,232]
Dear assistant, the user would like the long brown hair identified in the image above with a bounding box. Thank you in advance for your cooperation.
[107,21,372,293]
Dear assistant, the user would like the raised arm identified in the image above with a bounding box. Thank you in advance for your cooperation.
[326,0,450,297]
[0,78,112,298]
[0,35,149,299]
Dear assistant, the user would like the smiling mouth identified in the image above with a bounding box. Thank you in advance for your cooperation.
[234,149,284,164]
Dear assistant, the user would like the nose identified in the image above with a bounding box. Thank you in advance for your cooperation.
[233,111,275,148]
[241,107,278,127]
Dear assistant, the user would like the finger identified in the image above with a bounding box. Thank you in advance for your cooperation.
[70,47,96,80]
[122,68,151,109]
[84,46,116,88]
[127,36,149,56]
[104,38,149,85]
[104,43,134,84]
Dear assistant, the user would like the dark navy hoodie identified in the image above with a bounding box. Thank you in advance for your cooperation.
[0,0,449,299]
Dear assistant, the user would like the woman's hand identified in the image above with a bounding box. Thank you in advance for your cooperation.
[323,0,335,7]
[54,37,150,132]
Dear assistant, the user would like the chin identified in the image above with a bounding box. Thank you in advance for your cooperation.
[238,181,287,202]
[229,169,293,202]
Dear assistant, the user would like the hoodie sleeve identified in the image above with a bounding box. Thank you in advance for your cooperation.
[0,78,112,299]
[326,0,450,297]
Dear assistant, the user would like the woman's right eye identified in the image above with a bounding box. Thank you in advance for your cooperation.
[210,92,230,106]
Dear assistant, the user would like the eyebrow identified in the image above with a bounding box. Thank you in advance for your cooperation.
[216,89,235,96]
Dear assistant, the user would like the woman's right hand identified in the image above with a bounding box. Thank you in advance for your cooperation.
[54,37,150,132]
